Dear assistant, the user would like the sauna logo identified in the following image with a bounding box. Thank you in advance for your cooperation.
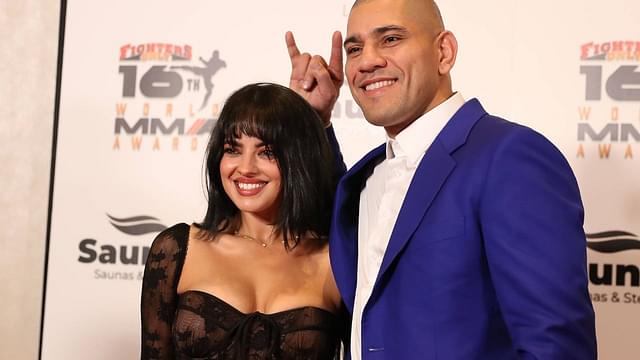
[587,230,640,304]
[77,214,168,281]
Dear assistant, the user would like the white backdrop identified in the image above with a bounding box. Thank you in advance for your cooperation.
[42,1,640,358]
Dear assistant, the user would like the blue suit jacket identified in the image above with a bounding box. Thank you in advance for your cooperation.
[329,99,597,359]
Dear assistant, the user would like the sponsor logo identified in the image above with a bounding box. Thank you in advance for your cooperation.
[331,94,365,120]
[587,230,640,253]
[580,41,640,61]
[587,229,640,304]
[114,43,226,152]
[119,43,193,61]
[577,40,640,160]
[107,214,168,236]
[77,214,167,281]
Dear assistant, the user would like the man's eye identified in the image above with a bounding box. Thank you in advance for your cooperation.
[384,36,399,43]
[346,46,361,55]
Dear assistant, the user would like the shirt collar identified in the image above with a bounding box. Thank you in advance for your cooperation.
[385,92,465,165]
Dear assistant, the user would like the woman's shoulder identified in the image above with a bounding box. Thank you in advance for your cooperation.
[300,235,330,255]
[293,236,332,270]
[148,222,191,255]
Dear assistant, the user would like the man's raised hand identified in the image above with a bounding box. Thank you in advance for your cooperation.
[286,31,344,126]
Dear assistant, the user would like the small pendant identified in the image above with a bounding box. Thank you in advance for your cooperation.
[261,243,267,247]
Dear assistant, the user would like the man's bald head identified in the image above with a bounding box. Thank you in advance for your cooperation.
[344,0,458,136]
[351,0,445,34]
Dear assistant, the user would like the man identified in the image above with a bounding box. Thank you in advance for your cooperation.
[286,0,597,359]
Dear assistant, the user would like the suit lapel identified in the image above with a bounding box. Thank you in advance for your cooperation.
[331,98,488,309]
[375,140,455,285]
[374,98,487,288]
[330,144,386,311]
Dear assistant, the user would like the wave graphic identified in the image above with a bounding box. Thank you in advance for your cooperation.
[107,214,167,236]
[586,230,640,253]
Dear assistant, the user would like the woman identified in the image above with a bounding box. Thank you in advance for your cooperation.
[140,83,346,359]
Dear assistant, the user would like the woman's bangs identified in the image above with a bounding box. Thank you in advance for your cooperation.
[222,107,279,146]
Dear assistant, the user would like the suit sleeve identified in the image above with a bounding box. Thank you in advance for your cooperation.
[325,125,347,181]
[479,127,597,359]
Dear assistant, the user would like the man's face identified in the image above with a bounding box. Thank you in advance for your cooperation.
[344,0,449,136]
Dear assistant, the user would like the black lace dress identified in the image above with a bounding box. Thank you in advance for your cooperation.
[141,223,344,359]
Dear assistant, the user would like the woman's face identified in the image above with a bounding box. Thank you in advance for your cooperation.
[220,134,282,220]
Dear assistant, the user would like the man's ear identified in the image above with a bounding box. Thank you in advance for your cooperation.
[438,31,458,75]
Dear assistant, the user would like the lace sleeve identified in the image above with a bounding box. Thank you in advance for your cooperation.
[140,224,188,360]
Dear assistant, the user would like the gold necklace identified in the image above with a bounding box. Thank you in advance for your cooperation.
[234,231,282,248]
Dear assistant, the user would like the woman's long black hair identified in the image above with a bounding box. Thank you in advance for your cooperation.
[198,83,337,249]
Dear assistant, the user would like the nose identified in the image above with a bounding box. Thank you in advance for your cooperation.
[237,153,258,175]
[357,45,386,72]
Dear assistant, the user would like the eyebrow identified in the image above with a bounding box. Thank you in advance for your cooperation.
[344,25,409,47]
[224,139,267,148]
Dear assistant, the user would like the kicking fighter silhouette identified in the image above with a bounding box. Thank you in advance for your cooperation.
[172,50,226,110]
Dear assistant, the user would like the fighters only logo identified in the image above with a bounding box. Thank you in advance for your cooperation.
[577,40,640,160]
[114,42,225,152]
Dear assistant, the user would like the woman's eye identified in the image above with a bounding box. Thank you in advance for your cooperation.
[260,149,276,160]
[223,146,238,155]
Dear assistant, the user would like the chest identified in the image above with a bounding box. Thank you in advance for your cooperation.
[180,239,335,316]
[172,291,340,359]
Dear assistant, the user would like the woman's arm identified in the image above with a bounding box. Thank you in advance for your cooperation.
[140,224,188,359]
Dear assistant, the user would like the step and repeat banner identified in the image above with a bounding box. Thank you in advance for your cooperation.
[42,1,639,358]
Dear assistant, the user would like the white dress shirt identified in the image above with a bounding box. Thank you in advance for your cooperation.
[350,93,465,359]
